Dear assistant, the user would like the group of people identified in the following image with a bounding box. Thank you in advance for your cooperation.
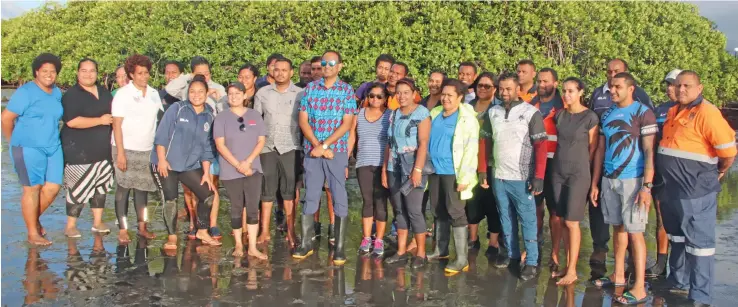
[3,50,735,307]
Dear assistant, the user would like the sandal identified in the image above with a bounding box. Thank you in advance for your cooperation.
[197,234,222,246]
[592,277,626,288]
[614,291,650,305]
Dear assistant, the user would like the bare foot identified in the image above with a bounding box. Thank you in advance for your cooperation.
[28,235,52,246]
[257,234,270,244]
[196,232,222,246]
[249,248,268,260]
[118,231,131,244]
[556,271,578,285]
[232,245,244,257]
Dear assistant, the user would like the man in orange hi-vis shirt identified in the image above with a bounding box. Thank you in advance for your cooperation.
[517,59,538,103]
[383,62,421,110]
[656,70,736,307]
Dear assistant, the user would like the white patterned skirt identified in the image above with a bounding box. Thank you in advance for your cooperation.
[64,160,115,205]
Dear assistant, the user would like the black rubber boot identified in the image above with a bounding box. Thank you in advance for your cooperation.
[333,216,347,265]
[444,226,469,275]
[293,215,315,259]
[428,219,450,260]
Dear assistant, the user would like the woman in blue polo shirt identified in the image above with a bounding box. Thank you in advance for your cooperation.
[153,74,219,249]
[1,53,64,246]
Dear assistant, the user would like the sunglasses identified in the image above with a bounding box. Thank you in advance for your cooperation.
[321,60,338,67]
[367,93,385,99]
[477,84,494,90]
[237,117,246,132]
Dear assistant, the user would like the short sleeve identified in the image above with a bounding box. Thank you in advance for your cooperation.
[387,111,395,138]
[6,86,30,116]
[639,107,657,136]
[343,86,357,116]
[255,113,267,136]
[253,91,264,115]
[701,107,737,158]
[61,91,82,123]
[418,106,431,120]
[528,111,546,141]
[299,88,310,112]
[585,110,599,130]
[111,91,126,118]
[213,114,226,140]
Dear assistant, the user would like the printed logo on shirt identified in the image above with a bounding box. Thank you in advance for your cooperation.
[179,118,189,123]
[204,122,210,131]
[248,120,256,126]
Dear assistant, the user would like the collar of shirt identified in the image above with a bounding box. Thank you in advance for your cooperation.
[686,95,704,109]
[265,82,301,94]
[603,82,610,93]
[317,77,345,89]
[125,82,158,99]
[182,101,214,115]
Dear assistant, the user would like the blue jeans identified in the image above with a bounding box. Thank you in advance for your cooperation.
[493,178,538,266]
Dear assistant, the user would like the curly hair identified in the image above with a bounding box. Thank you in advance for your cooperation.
[124,54,152,80]
[32,53,62,78]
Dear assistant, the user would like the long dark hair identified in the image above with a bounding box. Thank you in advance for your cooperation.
[363,82,390,109]
[562,77,588,107]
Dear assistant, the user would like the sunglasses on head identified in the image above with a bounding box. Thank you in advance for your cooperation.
[477,84,494,90]
[321,60,338,67]
[237,117,246,132]
[367,93,385,99]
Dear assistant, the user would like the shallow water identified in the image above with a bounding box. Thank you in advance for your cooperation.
[2,140,738,307]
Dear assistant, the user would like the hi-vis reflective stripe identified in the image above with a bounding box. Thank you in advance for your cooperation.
[714,141,736,150]
[658,147,718,164]
[668,234,685,243]
[547,135,557,141]
[686,246,715,256]
[547,152,554,158]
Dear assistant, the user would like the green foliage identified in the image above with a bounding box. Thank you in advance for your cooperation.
[2,1,737,105]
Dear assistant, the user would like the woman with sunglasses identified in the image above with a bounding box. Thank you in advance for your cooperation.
[464,72,503,258]
[214,83,267,259]
[382,78,430,268]
[351,83,391,256]
[153,74,219,250]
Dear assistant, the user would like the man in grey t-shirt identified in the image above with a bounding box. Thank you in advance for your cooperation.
[253,57,303,246]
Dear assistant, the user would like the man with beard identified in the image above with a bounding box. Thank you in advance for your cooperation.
[458,62,478,104]
[420,70,446,110]
[528,68,564,267]
[355,54,395,103]
[590,72,656,305]
[255,53,284,90]
[517,60,538,103]
[478,72,547,280]
[296,60,312,87]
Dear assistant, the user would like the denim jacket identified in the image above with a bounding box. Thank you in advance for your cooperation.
[152,101,215,172]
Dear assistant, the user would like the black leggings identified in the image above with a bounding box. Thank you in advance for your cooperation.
[114,185,149,230]
[153,166,214,235]
[221,174,262,228]
[356,166,389,222]
[67,192,106,218]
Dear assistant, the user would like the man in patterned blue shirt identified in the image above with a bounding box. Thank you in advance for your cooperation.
[293,50,357,265]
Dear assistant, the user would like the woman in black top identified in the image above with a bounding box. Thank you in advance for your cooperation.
[61,58,115,238]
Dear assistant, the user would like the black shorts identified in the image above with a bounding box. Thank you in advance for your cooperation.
[260,150,297,202]
[551,161,591,222]
[535,158,556,211]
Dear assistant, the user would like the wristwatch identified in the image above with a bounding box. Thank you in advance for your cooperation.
[321,144,329,150]
[642,182,653,189]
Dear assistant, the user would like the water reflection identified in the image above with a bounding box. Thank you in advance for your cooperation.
[3,147,738,306]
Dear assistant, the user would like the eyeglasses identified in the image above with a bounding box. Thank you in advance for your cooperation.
[367,93,385,99]
[237,117,246,132]
[477,84,494,90]
[321,60,338,67]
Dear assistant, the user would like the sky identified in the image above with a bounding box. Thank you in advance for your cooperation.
[1,0,737,52]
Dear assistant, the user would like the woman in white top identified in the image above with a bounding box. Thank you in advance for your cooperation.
[111,54,162,244]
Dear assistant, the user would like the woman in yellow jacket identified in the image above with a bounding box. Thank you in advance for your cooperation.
[427,79,479,275]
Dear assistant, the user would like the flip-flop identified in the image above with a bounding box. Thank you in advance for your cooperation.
[592,277,627,288]
[614,291,650,305]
